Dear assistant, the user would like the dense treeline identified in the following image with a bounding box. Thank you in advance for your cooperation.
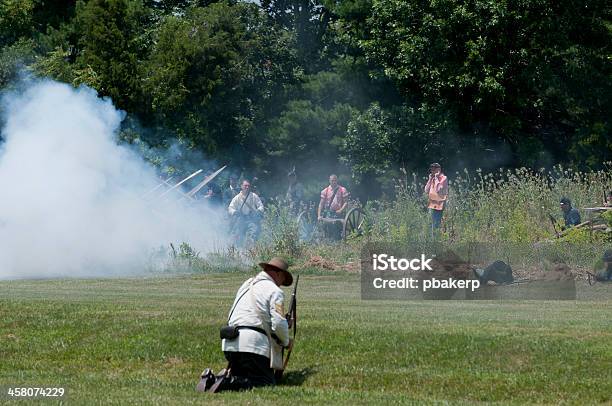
[0,0,610,199]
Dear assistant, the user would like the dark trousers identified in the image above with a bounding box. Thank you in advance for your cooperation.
[231,217,261,247]
[430,208,443,237]
[322,212,343,240]
[223,351,275,390]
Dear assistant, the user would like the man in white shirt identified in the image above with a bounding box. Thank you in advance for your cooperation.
[228,179,264,246]
[198,257,293,392]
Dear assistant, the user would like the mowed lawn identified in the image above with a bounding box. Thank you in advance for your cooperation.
[0,273,611,405]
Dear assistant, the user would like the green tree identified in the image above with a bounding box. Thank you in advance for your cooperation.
[72,0,148,111]
[31,0,77,34]
[361,0,611,167]
[144,2,298,162]
[0,39,36,88]
[267,98,355,170]
[0,0,34,48]
[261,0,332,71]
[342,102,454,179]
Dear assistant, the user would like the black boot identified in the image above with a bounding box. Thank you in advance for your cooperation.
[196,368,216,392]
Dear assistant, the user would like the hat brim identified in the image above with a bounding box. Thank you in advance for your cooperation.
[259,263,293,286]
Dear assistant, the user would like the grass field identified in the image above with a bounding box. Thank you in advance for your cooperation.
[1,273,611,405]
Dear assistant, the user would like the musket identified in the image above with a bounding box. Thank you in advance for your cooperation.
[548,213,560,238]
[157,169,203,199]
[187,165,227,197]
[141,176,174,199]
[277,275,299,380]
[230,190,251,226]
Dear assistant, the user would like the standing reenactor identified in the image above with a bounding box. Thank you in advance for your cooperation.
[424,163,448,236]
[228,179,264,246]
[202,170,223,207]
[318,174,349,220]
[318,174,349,240]
[223,175,240,206]
[286,168,304,214]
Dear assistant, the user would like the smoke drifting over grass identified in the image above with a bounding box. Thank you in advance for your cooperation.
[0,80,226,279]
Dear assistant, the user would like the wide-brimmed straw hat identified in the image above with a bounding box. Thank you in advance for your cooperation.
[259,257,293,286]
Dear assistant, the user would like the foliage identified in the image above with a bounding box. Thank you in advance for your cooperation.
[143,2,299,163]
[364,165,612,245]
[261,0,331,70]
[0,0,34,48]
[266,98,355,183]
[31,46,76,84]
[0,0,610,194]
[603,211,612,228]
[365,176,431,242]
[341,102,453,180]
[72,0,148,111]
[360,0,612,167]
[256,201,304,259]
[0,38,36,88]
[166,241,245,273]
[452,166,612,242]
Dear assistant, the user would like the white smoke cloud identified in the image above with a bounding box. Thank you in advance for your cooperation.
[0,79,227,279]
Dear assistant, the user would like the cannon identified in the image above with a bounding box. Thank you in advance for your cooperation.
[296,203,366,242]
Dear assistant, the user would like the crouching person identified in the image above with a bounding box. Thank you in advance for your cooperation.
[198,257,293,392]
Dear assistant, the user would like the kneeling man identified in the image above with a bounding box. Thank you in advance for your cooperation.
[199,257,293,392]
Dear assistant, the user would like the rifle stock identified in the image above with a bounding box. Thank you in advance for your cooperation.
[548,213,560,238]
[277,275,299,379]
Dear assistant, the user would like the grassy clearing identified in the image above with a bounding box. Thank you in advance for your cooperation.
[1,273,611,405]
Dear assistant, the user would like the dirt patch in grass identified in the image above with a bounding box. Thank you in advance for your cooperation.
[511,264,592,283]
[300,256,360,273]
[164,356,184,367]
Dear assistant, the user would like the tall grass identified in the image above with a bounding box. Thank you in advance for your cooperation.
[166,165,611,272]
[368,164,612,244]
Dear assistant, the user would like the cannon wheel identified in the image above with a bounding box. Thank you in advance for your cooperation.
[343,207,366,240]
[297,210,315,242]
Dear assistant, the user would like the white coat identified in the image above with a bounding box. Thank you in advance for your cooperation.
[222,271,290,359]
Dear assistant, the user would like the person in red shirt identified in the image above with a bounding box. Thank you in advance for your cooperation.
[318,174,349,220]
[423,163,448,235]
[318,174,349,240]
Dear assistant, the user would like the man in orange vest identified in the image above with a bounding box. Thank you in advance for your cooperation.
[423,163,448,236]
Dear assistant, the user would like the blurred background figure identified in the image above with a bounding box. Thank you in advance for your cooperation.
[202,170,223,207]
[424,162,448,237]
[223,175,240,206]
[286,167,304,214]
[228,179,264,246]
[559,197,581,228]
